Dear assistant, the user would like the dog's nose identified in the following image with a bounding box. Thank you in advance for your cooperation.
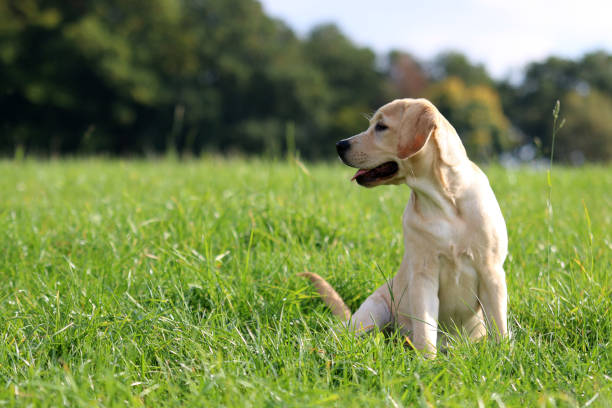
[336,139,351,156]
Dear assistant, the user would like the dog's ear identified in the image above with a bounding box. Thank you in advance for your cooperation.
[434,117,467,166]
[397,102,438,159]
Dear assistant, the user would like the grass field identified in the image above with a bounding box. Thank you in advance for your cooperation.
[1,158,610,407]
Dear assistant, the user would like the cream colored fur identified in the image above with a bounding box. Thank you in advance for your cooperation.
[304,98,508,358]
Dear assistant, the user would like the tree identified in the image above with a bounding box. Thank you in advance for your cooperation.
[556,90,612,162]
[386,51,429,98]
[302,24,387,153]
[0,1,392,158]
[499,56,578,155]
[426,77,514,161]
[429,51,493,86]
[3,1,610,162]
[499,52,612,162]
[579,51,612,96]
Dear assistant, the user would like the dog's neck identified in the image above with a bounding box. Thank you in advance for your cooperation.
[402,143,467,219]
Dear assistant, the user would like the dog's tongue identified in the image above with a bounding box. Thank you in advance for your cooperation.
[351,168,369,181]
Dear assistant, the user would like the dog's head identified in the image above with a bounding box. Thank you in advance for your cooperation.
[336,98,464,187]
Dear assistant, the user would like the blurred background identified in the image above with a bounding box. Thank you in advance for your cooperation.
[1,0,611,163]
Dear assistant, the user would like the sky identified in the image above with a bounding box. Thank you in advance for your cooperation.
[259,0,612,79]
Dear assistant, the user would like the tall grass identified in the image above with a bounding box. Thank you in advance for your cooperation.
[0,158,610,407]
[546,100,566,276]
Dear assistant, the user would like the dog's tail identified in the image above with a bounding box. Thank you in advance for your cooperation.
[298,272,351,321]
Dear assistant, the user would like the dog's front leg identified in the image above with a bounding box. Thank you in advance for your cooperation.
[478,266,508,339]
[403,272,440,358]
[346,285,392,334]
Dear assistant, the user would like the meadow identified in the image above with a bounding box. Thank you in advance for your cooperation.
[0,158,610,407]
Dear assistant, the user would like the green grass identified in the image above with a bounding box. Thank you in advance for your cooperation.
[0,158,610,407]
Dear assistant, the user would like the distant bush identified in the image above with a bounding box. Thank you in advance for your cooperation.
[1,1,611,162]
[557,90,612,163]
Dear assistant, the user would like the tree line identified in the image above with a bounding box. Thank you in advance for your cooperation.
[1,0,611,162]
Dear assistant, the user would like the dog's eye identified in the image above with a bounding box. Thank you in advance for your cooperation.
[375,123,388,132]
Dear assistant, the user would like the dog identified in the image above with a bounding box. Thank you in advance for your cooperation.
[301,98,508,357]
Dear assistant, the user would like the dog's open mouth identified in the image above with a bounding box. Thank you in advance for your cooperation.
[351,161,399,186]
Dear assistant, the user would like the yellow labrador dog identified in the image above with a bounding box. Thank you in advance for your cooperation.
[302,98,508,357]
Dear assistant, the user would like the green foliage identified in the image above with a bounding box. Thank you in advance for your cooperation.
[2,2,612,161]
[0,159,611,406]
[0,1,383,158]
[499,52,612,162]
[303,24,387,148]
[430,51,494,86]
[498,56,577,156]
[557,91,612,163]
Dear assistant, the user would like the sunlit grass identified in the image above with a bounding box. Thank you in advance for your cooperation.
[0,158,610,407]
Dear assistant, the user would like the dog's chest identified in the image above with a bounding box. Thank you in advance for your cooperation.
[438,251,478,306]
[437,250,479,321]
[403,206,482,323]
